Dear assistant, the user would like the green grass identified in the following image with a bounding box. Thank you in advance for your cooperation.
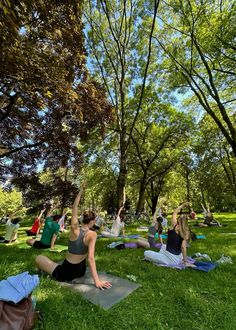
[0,214,236,330]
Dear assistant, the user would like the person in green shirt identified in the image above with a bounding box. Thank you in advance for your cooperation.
[26,215,60,249]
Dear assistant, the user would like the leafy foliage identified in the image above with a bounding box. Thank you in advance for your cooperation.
[0,0,113,179]
[0,187,26,218]
[153,0,236,155]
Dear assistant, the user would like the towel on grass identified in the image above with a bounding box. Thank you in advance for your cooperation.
[0,272,39,303]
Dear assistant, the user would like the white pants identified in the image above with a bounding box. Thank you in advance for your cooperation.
[100,230,118,238]
[144,244,183,265]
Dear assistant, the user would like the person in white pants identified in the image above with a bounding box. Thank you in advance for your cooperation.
[100,206,125,238]
[144,202,190,266]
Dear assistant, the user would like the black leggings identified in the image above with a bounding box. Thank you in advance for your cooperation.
[52,258,86,282]
[26,230,37,236]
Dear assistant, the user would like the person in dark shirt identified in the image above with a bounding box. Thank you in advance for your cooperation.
[144,202,190,266]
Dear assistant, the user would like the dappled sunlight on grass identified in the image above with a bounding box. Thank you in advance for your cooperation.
[0,213,236,329]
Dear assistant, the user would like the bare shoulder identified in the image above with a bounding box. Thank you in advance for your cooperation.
[86,230,97,240]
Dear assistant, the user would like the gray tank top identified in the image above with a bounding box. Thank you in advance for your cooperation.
[148,225,156,237]
[68,228,88,255]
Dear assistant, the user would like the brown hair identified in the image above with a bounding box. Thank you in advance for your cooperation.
[156,217,163,235]
[53,214,61,222]
[177,214,190,240]
[12,217,21,225]
[82,210,96,224]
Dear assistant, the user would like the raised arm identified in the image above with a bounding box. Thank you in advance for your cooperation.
[206,203,210,213]
[38,208,46,219]
[63,208,69,216]
[45,205,54,218]
[71,185,85,231]
[172,202,189,227]
[116,205,124,219]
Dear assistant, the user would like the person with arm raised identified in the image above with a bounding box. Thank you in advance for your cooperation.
[26,208,46,236]
[35,185,112,289]
[144,202,190,266]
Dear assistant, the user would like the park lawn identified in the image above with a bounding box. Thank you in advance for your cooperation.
[0,214,236,330]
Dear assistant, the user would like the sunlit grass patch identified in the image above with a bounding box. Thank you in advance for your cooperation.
[0,213,236,329]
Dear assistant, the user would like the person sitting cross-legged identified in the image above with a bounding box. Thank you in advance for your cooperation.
[144,202,191,266]
[35,185,112,289]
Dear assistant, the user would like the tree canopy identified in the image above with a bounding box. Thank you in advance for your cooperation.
[0,0,113,180]
[0,0,235,213]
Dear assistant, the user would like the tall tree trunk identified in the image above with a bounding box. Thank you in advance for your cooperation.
[149,180,161,215]
[200,184,206,207]
[117,152,127,208]
[136,179,147,213]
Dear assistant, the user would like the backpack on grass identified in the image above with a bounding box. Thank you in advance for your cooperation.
[0,296,45,330]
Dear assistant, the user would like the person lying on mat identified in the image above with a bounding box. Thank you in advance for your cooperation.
[25,208,46,236]
[144,202,191,266]
[35,186,112,289]
[26,206,61,249]
[100,205,125,238]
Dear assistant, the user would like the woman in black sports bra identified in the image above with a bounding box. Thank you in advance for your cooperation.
[144,202,190,265]
[35,185,112,290]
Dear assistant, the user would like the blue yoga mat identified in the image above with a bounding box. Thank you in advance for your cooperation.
[192,261,217,272]
[154,234,206,239]
[196,235,206,239]
[119,234,140,239]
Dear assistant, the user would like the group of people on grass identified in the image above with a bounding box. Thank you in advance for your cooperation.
[0,187,221,289]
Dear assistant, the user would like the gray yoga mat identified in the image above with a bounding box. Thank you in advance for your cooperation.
[60,271,141,310]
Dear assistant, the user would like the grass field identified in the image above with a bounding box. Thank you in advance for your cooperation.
[0,213,236,330]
